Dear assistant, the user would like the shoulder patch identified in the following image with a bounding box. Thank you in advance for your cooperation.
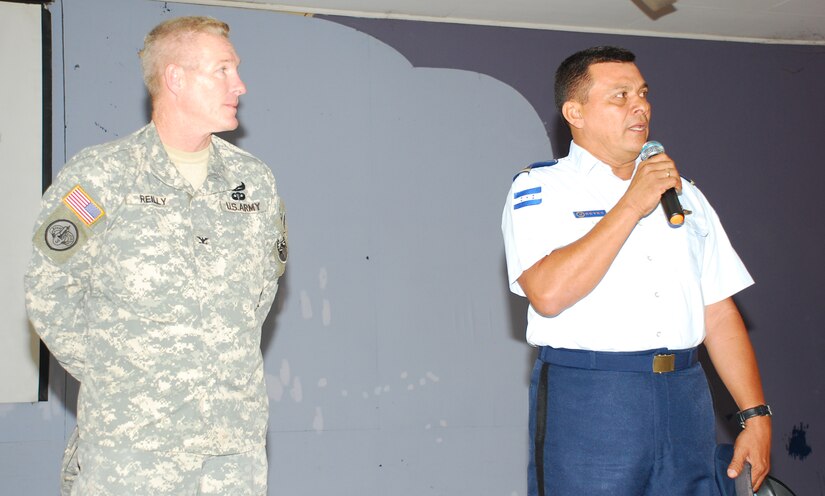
[513,186,542,210]
[512,160,558,182]
[33,203,92,264]
[273,196,288,277]
[63,185,105,226]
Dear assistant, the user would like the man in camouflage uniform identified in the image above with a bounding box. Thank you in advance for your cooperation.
[25,16,287,495]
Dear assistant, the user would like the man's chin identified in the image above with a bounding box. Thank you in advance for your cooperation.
[216,120,240,134]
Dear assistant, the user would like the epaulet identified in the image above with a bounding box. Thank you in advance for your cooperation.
[512,160,558,182]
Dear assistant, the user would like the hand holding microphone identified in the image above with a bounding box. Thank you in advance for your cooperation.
[639,140,685,227]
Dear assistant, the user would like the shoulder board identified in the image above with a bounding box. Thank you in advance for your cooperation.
[512,160,558,182]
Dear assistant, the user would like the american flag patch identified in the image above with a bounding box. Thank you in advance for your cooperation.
[63,185,104,226]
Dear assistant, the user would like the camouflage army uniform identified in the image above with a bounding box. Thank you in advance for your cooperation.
[25,123,286,494]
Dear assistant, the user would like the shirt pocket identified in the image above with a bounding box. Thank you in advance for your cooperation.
[682,213,709,274]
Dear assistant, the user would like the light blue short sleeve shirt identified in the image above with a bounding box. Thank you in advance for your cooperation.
[502,141,753,351]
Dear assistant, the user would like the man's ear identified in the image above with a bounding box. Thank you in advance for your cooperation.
[164,63,184,95]
[562,101,584,130]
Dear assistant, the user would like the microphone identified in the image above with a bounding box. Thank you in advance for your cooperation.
[640,140,684,227]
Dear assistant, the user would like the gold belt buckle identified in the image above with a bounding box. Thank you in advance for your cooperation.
[653,354,676,373]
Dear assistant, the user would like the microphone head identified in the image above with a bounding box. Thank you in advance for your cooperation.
[640,140,665,161]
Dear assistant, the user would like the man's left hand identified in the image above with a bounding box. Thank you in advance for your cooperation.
[728,415,772,490]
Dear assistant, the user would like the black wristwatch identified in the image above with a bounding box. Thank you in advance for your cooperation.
[737,404,772,428]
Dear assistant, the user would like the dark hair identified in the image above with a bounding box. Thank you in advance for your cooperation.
[554,46,636,114]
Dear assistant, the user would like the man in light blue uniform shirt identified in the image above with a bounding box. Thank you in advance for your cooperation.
[502,46,771,495]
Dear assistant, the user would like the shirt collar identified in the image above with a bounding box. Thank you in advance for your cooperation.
[143,122,235,194]
[569,140,606,176]
[569,140,639,180]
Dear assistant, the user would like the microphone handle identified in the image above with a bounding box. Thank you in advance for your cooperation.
[640,140,685,226]
[662,187,684,226]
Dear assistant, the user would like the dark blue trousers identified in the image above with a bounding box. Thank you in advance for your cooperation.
[528,348,719,496]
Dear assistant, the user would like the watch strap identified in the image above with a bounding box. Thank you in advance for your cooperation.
[737,404,772,428]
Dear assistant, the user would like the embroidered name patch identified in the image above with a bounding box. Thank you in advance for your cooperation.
[126,194,175,207]
[513,187,542,210]
[63,185,104,226]
[223,201,262,213]
[573,210,606,218]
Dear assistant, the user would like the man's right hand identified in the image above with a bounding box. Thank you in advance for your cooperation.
[619,152,682,220]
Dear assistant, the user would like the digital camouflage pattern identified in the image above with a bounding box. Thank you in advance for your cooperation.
[25,123,286,456]
[68,442,267,495]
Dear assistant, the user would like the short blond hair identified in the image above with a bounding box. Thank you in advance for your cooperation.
[139,16,230,98]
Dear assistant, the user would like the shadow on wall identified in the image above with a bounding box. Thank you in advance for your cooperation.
[49,358,79,421]
[501,256,533,386]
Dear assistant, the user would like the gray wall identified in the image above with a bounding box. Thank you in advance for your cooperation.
[0,0,822,494]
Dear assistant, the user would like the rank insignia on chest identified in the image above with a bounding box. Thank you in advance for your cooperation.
[63,185,105,226]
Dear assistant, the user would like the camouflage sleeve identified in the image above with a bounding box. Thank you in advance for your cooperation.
[253,185,287,328]
[24,152,114,380]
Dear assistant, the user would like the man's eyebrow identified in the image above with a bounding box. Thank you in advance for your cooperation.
[611,82,649,92]
[214,55,240,66]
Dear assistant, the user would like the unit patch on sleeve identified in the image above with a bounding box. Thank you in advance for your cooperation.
[63,185,105,226]
[44,219,78,251]
[33,202,92,264]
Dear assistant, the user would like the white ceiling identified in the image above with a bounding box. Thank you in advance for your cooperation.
[169,0,825,45]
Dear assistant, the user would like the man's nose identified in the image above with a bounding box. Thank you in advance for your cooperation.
[631,95,650,114]
[233,74,247,96]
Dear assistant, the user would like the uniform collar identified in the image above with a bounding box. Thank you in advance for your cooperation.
[202,141,238,194]
[142,122,237,195]
[569,141,608,176]
[569,140,637,181]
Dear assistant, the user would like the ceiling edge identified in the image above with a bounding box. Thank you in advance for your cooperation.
[157,0,825,46]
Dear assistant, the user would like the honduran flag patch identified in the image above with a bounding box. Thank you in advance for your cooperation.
[513,186,542,210]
